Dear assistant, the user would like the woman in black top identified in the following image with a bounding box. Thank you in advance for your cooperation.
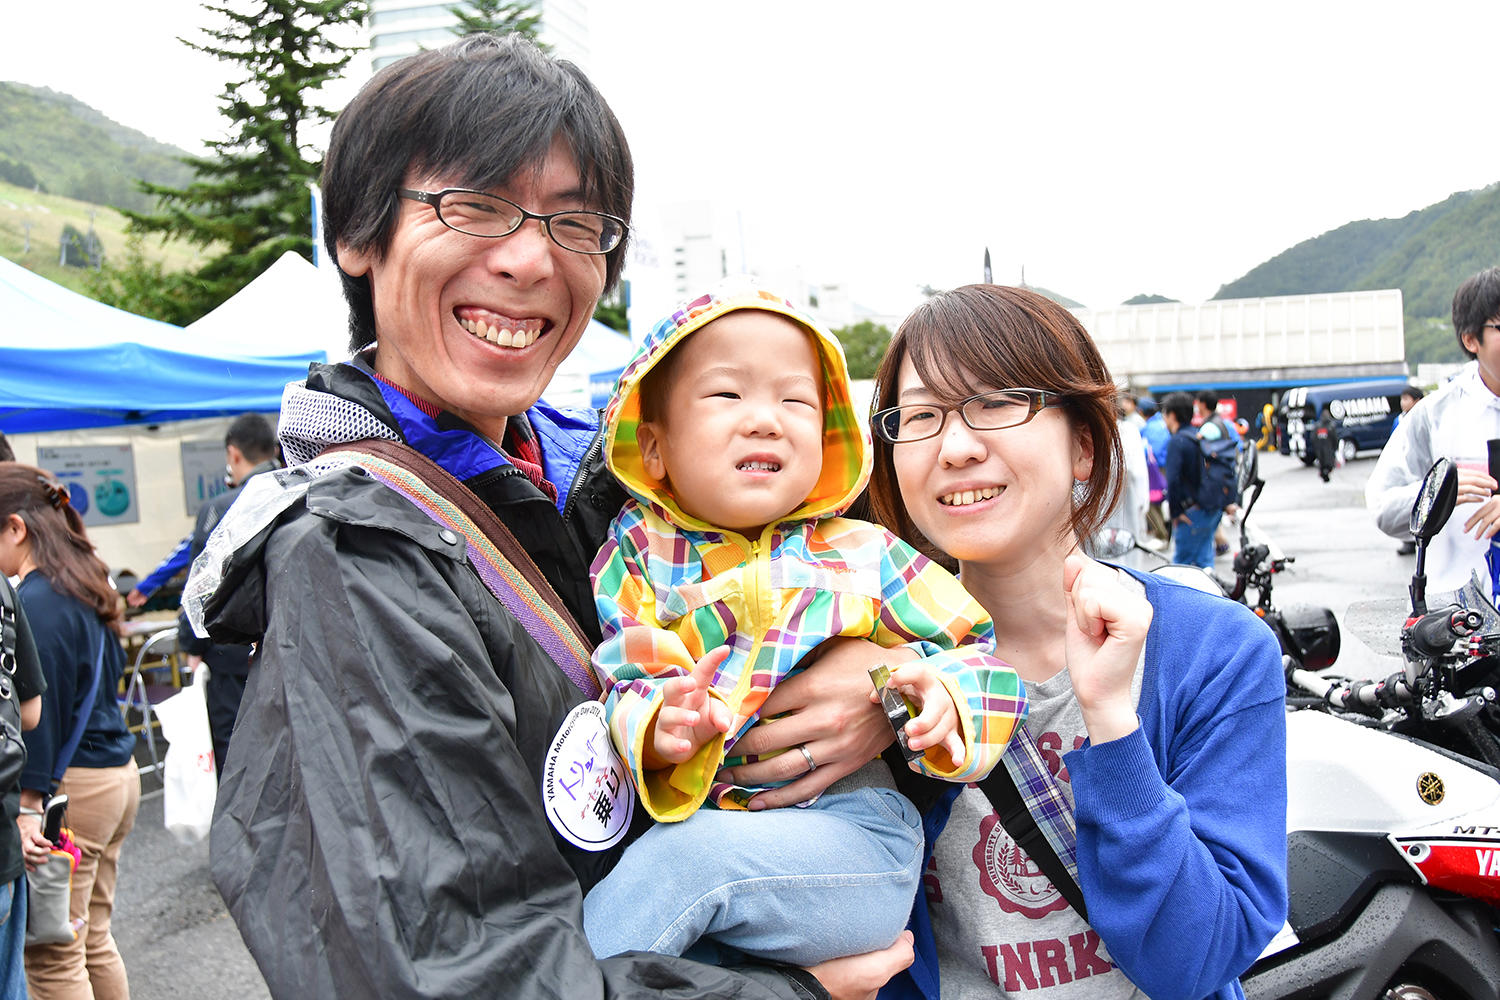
[0,465,138,1000]
[0,573,46,998]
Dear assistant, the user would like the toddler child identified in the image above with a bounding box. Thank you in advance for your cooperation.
[583,284,1027,966]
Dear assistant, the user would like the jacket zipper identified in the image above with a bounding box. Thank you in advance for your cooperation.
[561,418,607,528]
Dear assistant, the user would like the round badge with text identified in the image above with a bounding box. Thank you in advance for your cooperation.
[542,700,635,852]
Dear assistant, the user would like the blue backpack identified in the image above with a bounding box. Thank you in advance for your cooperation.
[1196,417,1240,512]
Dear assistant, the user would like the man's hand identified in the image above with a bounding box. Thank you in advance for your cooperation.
[718,637,905,809]
[645,647,731,769]
[1458,467,1500,539]
[126,588,148,608]
[806,931,915,1000]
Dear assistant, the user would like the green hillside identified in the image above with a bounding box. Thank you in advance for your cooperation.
[1213,183,1500,363]
[0,178,203,297]
[0,82,199,214]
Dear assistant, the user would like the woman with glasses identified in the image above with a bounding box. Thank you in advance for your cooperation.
[864,285,1287,1000]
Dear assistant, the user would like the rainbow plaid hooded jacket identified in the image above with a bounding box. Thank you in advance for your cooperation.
[591,285,1027,822]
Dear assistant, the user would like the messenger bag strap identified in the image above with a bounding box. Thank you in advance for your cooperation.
[52,631,107,787]
[321,439,600,700]
[976,724,1088,919]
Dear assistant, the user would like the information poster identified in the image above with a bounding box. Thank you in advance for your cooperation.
[181,440,232,517]
[36,445,140,527]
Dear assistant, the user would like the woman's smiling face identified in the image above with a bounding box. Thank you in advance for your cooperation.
[889,354,1091,567]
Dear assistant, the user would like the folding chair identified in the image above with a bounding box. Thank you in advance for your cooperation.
[118,627,181,778]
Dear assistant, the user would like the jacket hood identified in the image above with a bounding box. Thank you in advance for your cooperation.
[602,285,871,532]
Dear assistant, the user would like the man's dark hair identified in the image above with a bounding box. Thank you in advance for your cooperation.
[1162,391,1196,426]
[1402,385,1425,404]
[1453,266,1500,360]
[1194,389,1220,413]
[322,33,634,353]
[0,432,12,463]
[226,414,277,463]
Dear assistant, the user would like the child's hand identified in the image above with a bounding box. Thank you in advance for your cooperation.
[650,647,733,766]
[872,663,964,766]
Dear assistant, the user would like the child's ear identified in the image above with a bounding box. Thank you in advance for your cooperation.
[636,421,668,483]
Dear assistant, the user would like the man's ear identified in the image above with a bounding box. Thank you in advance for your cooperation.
[226,443,246,469]
[636,422,668,483]
[1072,424,1095,483]
[336,241,372,278]
[1462,330,1481,357]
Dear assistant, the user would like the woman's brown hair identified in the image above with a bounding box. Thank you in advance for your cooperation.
[0,464,122,630]
[867,284,1123,559]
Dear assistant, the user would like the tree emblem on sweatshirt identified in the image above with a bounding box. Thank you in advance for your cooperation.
[973,813,1070,919]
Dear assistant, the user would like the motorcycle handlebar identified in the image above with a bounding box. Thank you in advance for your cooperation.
[1287,668,1414,716]
[1404,606,1485,659]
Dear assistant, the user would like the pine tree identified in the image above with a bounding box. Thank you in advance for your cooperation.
[92,0,367,323]
[448,0,548,49]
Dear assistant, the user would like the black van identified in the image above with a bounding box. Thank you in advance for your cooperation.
[1278,379,1409,464]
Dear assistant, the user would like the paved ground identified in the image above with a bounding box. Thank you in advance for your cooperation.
[103,445,1414,998]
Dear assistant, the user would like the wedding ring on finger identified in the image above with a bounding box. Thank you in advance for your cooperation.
[798,744,817,773]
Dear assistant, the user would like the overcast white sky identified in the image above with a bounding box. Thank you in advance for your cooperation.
[6,1,1498,315]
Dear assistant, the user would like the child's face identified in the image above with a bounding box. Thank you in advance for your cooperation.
[637,311,825,533]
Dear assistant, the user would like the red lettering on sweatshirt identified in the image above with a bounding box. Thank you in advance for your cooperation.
[979,932,1117,991]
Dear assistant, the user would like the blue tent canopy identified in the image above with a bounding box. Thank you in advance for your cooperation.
[0,256,325,433]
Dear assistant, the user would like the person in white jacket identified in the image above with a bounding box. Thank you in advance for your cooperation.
[1367,267,1500,601]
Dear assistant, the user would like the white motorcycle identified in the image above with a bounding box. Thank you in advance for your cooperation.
[1244,457,1500,1000]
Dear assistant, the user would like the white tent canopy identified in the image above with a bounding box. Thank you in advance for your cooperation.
[185,251,351,364]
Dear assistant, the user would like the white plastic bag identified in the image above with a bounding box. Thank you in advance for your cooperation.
[155,673,217,844]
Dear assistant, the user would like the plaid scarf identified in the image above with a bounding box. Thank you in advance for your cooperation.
[1000,723,1080,884]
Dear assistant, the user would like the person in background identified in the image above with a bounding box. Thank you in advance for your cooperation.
[0,436,12,464]
[1101,392,1150,546]
[1387,386,1427,555]
[1,466,139,1000]
[1369,268,1500,598]
[1137,398,1171,544]
[1119,392,1146,431]
[1163,391,1223,569]
[1,573,46,1000]
[123,540,191,610]
[176,414,279,776]
[1396,385,1424,429]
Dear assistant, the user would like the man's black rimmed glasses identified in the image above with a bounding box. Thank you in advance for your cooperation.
[397,188,627,255]
[871,388,1064,444]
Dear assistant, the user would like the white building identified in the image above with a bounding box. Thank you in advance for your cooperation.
[367,0,591,72]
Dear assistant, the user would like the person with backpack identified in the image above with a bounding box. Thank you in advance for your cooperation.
[1162,391,1229,569]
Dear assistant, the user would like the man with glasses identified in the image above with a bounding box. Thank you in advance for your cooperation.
[1368,267,1500,605]
[190,34,909,1000]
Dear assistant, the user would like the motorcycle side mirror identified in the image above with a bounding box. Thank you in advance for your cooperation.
[1091,527,1137,560]
[1409,458,1459,615]
[1409,458,1458,541]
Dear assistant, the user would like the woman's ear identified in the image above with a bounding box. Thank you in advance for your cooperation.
[1072,424,1095,482]
[2,514,25,542]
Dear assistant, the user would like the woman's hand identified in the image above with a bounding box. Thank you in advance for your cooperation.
[16,811,51,873]
[717,637,907,809]
[806,930,915,1000]
[1062,554,1152,745]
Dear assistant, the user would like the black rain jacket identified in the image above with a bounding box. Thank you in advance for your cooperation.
[199,364,824,1000]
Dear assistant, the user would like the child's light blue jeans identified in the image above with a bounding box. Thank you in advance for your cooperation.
[583,785,923,966]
